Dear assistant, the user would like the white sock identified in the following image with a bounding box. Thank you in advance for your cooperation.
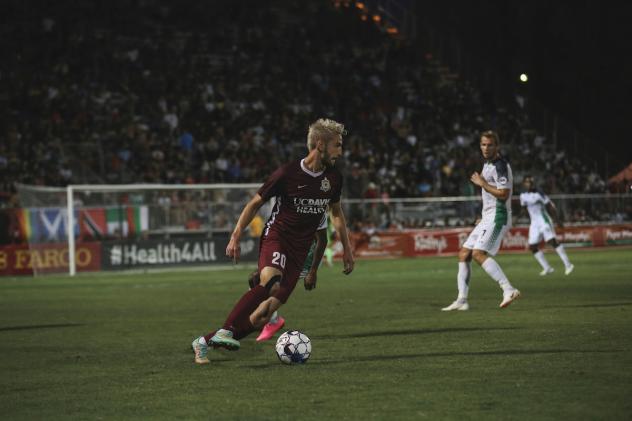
[457,261,471,300]
[481,258,514,292]
[269,311,279,324]
[555,245,571,268]
[533,250,551,270]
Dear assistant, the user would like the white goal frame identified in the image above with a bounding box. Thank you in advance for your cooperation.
[65,183,260,276]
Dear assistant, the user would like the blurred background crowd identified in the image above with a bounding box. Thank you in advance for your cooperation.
[1,0,628,234]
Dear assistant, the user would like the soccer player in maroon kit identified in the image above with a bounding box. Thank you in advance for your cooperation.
[192,118,355,364]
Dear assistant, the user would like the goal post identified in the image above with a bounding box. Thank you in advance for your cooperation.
[67,185,75,276]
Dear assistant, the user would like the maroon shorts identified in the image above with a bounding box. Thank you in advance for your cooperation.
[258,237,309,304]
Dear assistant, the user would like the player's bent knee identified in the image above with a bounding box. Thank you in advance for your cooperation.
[259,266,283,296]
[529,244,539,253]
[268,281,281,296]
[548,239,559,248]
[472,249,488,263]
[458,248,472,262]
[262,275,282,295]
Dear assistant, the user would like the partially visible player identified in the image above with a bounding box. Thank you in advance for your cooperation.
[191,118,354,364]
[520,175,574,275]
[442,130,520,311]
[322,219,335,268]
[249,214,329,342]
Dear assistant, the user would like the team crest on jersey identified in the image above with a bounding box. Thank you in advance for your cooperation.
[498,176,508,184]
[320,177,331,192]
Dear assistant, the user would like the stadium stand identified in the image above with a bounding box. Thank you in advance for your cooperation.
[0,1,610,218]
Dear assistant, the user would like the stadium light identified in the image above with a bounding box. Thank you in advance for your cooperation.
[520,73,529,83]
[372,14,381,23]
[356,2,365,9]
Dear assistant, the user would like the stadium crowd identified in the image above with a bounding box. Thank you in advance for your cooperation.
[0,1,614,228]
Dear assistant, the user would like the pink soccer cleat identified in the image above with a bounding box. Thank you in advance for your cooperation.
[256,316,285,342]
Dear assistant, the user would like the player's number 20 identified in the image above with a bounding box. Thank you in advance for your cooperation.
[272,252,286,269]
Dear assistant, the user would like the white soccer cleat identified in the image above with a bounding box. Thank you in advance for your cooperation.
[499,289,521,308]
[564,264,575,275]
[539,267,554,276]
[192,337,210,365]
[441,300,470,311]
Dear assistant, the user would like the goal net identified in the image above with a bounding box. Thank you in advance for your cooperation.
[14,183,265,276]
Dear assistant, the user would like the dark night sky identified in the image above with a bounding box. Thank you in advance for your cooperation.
[417,1,632,174]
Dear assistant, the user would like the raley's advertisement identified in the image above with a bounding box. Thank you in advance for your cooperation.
[335,224,631,258]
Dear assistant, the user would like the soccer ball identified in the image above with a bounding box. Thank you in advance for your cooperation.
[275,330,312,364]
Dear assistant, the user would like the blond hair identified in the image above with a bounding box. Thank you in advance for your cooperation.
[307,118,346,150]
[481,130,500,145]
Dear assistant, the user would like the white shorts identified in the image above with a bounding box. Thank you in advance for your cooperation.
[528,221,556,245]
[463,220,509,256]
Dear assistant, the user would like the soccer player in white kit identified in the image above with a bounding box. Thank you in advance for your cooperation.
[519,176,574,275]
[442,131,521,311]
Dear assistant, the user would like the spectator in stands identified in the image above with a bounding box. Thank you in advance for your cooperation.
[0,0,611,231]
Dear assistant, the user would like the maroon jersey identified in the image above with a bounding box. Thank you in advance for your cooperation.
[258,159,343,248]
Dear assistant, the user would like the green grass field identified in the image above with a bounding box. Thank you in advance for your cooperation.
[1,248,631,420]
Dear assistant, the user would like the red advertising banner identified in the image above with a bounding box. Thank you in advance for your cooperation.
[349,232,410,258]
[603,225,632,246]
[409,228,468,256]
[0,243,102,276]
[558,226,596,247]
[337,224,632,259]
[1,224,630,275]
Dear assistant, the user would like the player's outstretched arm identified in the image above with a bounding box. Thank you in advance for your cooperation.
[330,202,354,275]
[304,229,328,290]
[226,194,265,263]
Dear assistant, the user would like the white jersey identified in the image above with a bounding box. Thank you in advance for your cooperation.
[480,157,513,225]
[520,191,553,227]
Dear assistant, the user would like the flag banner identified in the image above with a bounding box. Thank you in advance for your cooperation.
[17,206,149,242]
[106,207,128,236]
[127,206,149,234]
[80,208,106,240]
[18,208,80,243]
[106,206,149,237]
